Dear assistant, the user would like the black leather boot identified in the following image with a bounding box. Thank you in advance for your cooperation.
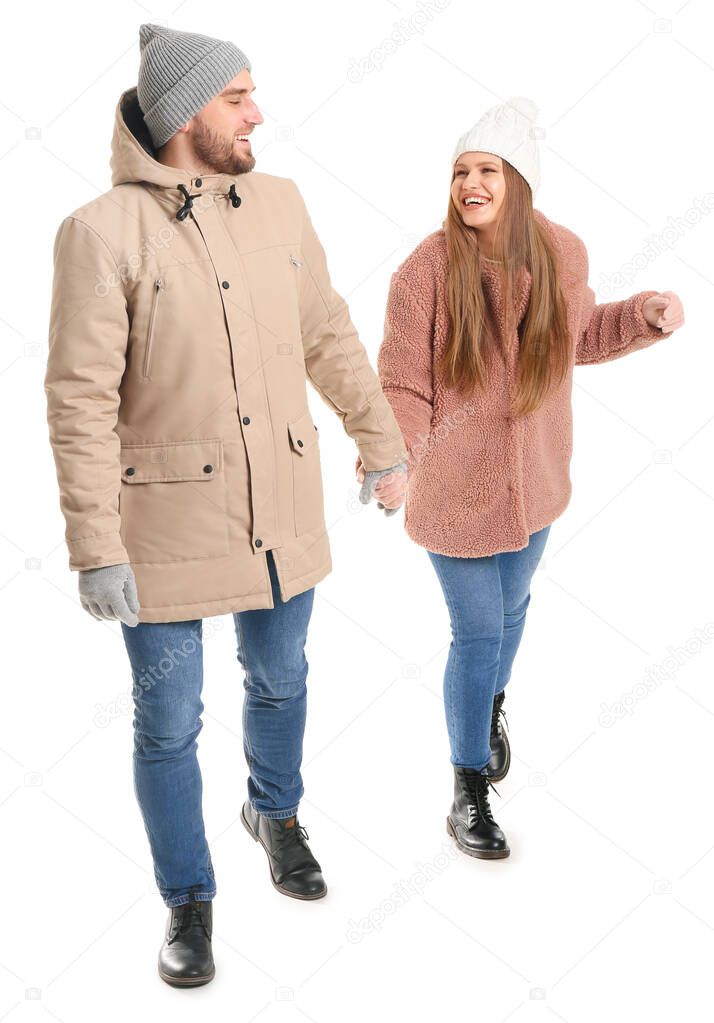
[157,898,215,987]
[486,689,511,781]
[241,800,327,900]
[447,766,510,859]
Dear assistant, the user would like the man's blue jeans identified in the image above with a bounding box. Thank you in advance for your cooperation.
[426,525,551,772]
[120,549,315,907]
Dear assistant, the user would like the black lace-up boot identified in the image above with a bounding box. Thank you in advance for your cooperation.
[486,689,511,781]
[241,800,327,899]
[158,898,214,987]
[447,766,510,859]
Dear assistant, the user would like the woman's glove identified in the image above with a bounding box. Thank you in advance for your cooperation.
[356,458,408,516]
[78,563,141,626]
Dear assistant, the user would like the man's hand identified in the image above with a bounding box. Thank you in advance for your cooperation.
[78,563,141,626]
[355,457,408,515]
[642,291,684,333]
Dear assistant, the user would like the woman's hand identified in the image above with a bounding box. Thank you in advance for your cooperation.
[374,467,408,512]
[642,291,684,333]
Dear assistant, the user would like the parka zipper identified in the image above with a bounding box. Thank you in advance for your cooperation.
[142,277,165,378]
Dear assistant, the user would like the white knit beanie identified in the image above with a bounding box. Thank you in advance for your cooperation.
[451,95,541,195]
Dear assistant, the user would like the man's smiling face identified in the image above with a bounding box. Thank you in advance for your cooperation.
[186,68,264,175]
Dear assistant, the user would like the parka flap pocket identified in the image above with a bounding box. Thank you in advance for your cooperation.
[287,412,319,456]
[120,438,223,483]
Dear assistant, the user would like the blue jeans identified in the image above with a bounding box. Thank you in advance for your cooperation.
[426,525,551,772]
[120,549,314,907]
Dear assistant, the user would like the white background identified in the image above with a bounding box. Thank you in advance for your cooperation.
[4,0,714,1018]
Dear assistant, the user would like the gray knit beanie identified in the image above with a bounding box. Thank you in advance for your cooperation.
[137,23,251,150]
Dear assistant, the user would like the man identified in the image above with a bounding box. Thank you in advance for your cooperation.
[44,23,408,988]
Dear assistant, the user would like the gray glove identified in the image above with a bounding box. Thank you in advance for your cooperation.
[359,461,408,517]
[78,563,140,626]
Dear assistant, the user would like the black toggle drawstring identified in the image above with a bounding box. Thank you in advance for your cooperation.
[175,182,201,221]
[175,182,242,221]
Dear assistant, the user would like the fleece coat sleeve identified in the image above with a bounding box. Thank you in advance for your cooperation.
[377,273,435,467]
[44,216,131,572]
[292,184,408,472]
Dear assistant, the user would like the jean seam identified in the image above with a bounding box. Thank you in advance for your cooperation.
[252,802,300,820]
[454,759,491,772]
[236,613,254,764]
[429,554,462,764]
[166,891,216,908]
[129,624,213,907]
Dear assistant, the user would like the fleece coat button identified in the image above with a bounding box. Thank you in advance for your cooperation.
[242,416,250,425]
[297,439,303,447]
[222,280,230,289]
[254,538,263,548]
[125,466,135,476]
[195,177,202,186]
[203,464,213,473]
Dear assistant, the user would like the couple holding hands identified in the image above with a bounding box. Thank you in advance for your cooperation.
[44,22,684,986]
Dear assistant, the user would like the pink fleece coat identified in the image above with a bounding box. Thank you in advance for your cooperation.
[376,208,666,557]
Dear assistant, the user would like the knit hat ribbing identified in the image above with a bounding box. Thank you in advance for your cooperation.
[451,96,541,195]
[137,23,251,150]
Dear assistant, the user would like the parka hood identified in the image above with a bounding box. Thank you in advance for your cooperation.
[110,86,246,218]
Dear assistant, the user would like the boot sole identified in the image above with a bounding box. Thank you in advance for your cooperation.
[158,965,215,987]
[240,803,328,901]
[446,816,510,859]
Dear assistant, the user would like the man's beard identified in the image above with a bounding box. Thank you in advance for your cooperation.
[191,116,255,175]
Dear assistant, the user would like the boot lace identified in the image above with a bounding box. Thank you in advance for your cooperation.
[279,820,310,849]
[168,900,210,944]
[463,770,501,826]
[490,691,508,742]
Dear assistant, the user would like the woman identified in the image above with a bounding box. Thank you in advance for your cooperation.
[357,95,684,860]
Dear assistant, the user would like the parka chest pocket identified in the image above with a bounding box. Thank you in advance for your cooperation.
[287,411,325,537]
[142,276,165,379]
[119,438,230,563]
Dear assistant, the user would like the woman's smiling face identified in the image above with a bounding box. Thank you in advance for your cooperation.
[450,151,505,228]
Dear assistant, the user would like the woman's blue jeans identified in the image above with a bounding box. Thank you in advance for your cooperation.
[120,549,314,907]
[426,525,551,773]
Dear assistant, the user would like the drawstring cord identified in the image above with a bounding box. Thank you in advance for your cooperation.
[175,182,242,221]
[175,183,199,222]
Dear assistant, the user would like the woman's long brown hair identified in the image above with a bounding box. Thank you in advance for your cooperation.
[440,160,571,417]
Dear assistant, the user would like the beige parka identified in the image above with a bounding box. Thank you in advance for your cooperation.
[44,87,408,622]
